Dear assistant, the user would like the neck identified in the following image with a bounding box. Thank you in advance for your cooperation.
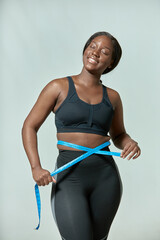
[75,67,102,87]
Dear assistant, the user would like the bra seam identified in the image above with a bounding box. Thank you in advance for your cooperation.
[57,127,107,134]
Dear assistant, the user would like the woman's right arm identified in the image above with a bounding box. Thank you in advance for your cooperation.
[21,79,61,186]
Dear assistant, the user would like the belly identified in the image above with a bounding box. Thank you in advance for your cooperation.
[57,132,111,151]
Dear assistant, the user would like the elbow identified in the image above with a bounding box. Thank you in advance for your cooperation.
[21,120,26,135]
[21,120,38,138]
[21,120,34,138]
[21,118,29,133]
[21,120,29,140]
[21,121,27,147]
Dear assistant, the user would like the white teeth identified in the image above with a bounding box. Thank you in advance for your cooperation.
[88,58,98,64]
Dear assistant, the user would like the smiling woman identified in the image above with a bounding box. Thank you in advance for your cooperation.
[83,37,113,76]
[22,31,141,240]
[82,31,122,74]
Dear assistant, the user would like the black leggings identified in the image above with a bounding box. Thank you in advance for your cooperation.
[51,147,123,240]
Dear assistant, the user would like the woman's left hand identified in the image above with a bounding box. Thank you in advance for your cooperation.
[120,140,141,160]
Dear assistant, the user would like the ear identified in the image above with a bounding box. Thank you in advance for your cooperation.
[108,59,114,69]
[108,65,112,69]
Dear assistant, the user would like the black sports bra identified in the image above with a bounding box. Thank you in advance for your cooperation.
[54,76,114,136]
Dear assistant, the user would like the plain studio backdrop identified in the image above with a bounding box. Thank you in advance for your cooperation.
[1,0,159,239]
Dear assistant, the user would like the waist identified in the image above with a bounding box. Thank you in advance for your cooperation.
[57,132,111,151]
[58,145,110,153]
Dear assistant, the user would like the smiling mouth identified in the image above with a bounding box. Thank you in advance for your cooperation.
[88,57,98,65]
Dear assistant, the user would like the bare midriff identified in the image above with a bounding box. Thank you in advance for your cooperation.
[57,132,111,151]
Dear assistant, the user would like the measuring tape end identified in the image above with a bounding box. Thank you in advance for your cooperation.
[34,224,40,230]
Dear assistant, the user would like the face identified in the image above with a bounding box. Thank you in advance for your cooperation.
[83,35,114,75]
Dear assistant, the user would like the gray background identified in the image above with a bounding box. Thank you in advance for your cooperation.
[1,0,160,239]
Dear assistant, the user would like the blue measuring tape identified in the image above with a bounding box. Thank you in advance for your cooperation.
[34,140,121,230]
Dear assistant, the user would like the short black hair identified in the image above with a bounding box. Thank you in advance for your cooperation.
[83,31,122,74]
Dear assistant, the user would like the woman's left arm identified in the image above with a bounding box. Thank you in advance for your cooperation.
[109,91,141,160]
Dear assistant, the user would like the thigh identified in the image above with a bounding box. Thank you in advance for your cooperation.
[51,160,93,240]
[89,159,123,240]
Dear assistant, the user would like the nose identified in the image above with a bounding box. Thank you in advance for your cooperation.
[92,49,100,58]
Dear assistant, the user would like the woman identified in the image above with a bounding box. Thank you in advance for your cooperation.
[22,31,141,240]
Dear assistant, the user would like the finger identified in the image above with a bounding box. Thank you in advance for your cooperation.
[48,175,53,183]
[52,177,56,183]
[44,175,51,185]
[133,149,141,159]
[121,142,133,158]
[37,178,44,186]
[38,181,45,186]
[126,146,138,160]
[121,144,130,156]
[48,175,56,184]
[122,145,134,159]
[128,146,141,160]
[127,148,137,160]
[41,180,46,186]
[37,181,41,186]
[42,173,51,185]
[39,173,50,186]
[44,179,50,185]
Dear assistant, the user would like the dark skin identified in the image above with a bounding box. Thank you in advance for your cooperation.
[22,35,141,186]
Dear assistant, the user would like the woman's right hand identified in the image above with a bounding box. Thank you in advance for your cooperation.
[32,166,56,186]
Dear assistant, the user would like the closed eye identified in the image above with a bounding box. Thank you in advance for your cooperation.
[101,50,110,55]
[90,44,96,49]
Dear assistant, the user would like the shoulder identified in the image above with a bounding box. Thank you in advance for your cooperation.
[46,76,68,89]
[103,85,122,109]
[42,76,69,95]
